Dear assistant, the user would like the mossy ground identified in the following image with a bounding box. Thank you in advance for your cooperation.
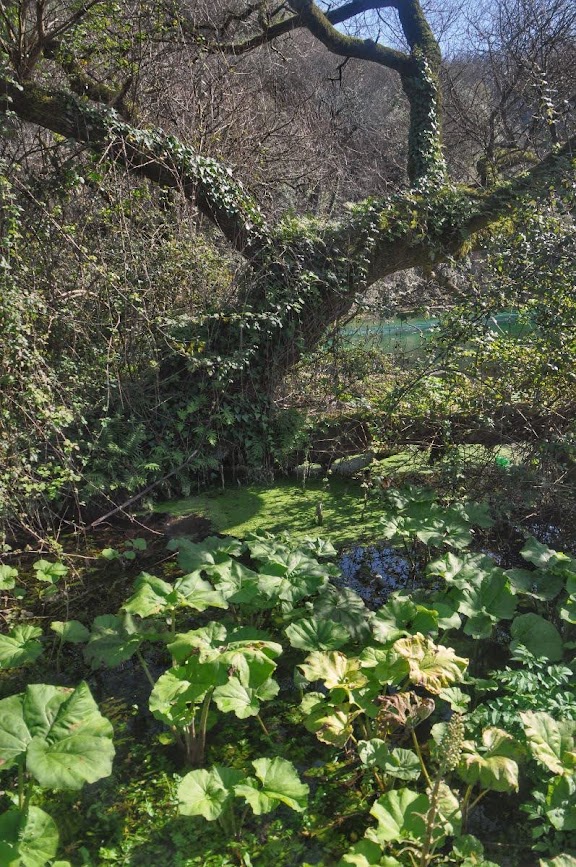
[154,447,516,545]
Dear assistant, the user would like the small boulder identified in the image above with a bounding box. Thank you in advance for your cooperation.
[330,452,374,477]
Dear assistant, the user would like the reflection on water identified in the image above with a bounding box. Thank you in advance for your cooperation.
[337,544,412,609]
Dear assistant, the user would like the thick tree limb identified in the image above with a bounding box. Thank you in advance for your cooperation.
[2,71,574,287]
[287,0,410,72]
[242,0,444,184]
[198,0,401,56]
[0,77,269,257]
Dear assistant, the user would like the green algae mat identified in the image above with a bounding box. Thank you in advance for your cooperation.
[155,477,381,546]
[154,446,518,545]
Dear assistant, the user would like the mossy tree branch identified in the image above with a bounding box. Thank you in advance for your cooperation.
[193,1,399,56]
[0,77,269,257]
[243,0,446,185]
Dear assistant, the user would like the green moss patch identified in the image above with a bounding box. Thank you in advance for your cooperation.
[155,477,384,546]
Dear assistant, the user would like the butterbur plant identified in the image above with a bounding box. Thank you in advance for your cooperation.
[150,622,282,765]
[0,682,114,867]
[340,715,506,867]
[177,756,308,837]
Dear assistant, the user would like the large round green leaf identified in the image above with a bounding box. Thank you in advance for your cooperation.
[122,573,177,617]
[0,564,18,590]
[50,621,90,645]
[168,536,242,573]
[357,739,421,781]
[83,614,143,668]
[177,765,245,820]
[391,634,468,693]
[299,651,367,691]
[520,711,576,775]
[0,683,114,790]
[173,572,228,611]
[0,694,31,768]
[213,676,279,718]
[234,757,308,814]
[313,585,372,642]
[511,613,563,661]
[285,616,349,651]
[506,568,564,601]
[367,788,429,844]
[458,728,519,792]
[0,806,59,867]
[149,659,227,725]
[27,683,114,789]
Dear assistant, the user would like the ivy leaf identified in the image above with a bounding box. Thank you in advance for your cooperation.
[177,765,245,820]
[391,634,467,693]
[520,711,576,775]
[212,676,279,718]
[285,616,349,651]
[367,788,429,843]
[84,614,143,668]
[510,614,563,661]
[234,757,308,814]
[50,621,90,644]
[0,625,43,669]
[0,806,59,867]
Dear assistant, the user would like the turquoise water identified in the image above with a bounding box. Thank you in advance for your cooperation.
[341,312,524,354]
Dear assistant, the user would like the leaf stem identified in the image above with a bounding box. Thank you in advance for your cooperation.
[136,649,155,688]
[411,728,432,788]
[256,713,270,736]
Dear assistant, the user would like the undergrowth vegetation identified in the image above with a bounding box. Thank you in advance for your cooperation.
[1,489,576,866]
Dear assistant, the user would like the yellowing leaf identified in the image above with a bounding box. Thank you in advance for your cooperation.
[391,634,468,693]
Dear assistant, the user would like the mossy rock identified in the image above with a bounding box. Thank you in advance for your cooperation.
[330,452,374,477]
[294,462,324,480]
